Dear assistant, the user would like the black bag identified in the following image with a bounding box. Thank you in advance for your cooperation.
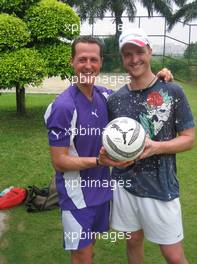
[25,177,59,212]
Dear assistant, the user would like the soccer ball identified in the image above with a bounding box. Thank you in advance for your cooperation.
[102,117,146,161]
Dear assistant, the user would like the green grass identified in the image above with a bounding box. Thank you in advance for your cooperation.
[0,83,197,264]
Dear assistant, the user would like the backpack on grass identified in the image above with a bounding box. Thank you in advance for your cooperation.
[25,177,59,212]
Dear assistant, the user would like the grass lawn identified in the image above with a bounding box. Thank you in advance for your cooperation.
[0,82,197,264]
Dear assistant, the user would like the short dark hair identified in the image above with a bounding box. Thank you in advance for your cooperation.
[71,36,103,58]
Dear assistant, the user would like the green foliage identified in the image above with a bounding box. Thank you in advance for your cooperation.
[151,57,163,74]
[163,57,191,80]
[0,48,46,89]
[25,0,80,41]
[36,41,73,79]
[102,36,124,73]
[0,13,30,51]
[0,0,80,113]
[0,0,39,17]
[151,56,197,81]
[168,0,197,29]
[0,0,39,16]
[184,42,197,63]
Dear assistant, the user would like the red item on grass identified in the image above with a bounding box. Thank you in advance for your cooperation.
[0,188,27,209]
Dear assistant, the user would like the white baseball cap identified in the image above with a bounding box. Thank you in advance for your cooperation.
[119,28,152,51]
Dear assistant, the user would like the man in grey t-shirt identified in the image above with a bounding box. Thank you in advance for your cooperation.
[107,28,195,264]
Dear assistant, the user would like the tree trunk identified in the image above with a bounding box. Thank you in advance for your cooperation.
[114,11,123,41]
[16,85,26,114]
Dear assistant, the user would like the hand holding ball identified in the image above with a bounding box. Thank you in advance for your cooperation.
[102,117,146,161]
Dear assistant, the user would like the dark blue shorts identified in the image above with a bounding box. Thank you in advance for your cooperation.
[62,201,110,250]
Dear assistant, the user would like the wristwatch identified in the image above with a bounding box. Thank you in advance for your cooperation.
[96,157,100,166]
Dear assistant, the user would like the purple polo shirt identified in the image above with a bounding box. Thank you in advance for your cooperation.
[44,84,113,210]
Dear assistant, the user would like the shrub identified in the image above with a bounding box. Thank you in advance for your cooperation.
[151,56,195,81]
[0,0,39,17]
[163,57,191,80]
[184,42,197,63]
[0,0,79,113]
[0,48,46,89]
[151,57,163,74]
[36,41,73,79]
[102,36,124,73]
[0,13,30,51]
[24,0,80,41]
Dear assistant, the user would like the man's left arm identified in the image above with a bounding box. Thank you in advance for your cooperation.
[157,67,174,82]
[139,127,195,159]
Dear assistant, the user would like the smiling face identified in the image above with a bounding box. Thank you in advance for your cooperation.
[71,42,103,89]
[121,43,152,79]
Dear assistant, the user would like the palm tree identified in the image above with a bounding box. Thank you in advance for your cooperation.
[61,0,174,39]
[168,0,197,30]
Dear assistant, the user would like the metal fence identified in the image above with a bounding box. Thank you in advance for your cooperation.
[80,15,197,67]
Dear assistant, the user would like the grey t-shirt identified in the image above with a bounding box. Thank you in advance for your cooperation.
[107,79,195,201]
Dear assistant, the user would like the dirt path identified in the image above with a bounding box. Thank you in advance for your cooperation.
[1,74,128,94]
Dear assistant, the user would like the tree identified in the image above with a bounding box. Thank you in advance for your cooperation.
[0,0,79,114]
[61,0,173,39]
[168,0,197,29]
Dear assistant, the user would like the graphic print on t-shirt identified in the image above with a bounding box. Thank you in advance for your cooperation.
[139,89,173,138]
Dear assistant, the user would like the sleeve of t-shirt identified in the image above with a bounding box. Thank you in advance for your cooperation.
[44,99,75,147]
[173,85,195,132]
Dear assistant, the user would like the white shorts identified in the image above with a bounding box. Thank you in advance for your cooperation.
[111,185,184,245]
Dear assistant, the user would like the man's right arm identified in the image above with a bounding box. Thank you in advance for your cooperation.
[50,146,98,172]
[50,146,133,172]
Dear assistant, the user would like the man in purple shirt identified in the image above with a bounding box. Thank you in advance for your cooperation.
[44,36,172,264]
[44,36,132,263]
